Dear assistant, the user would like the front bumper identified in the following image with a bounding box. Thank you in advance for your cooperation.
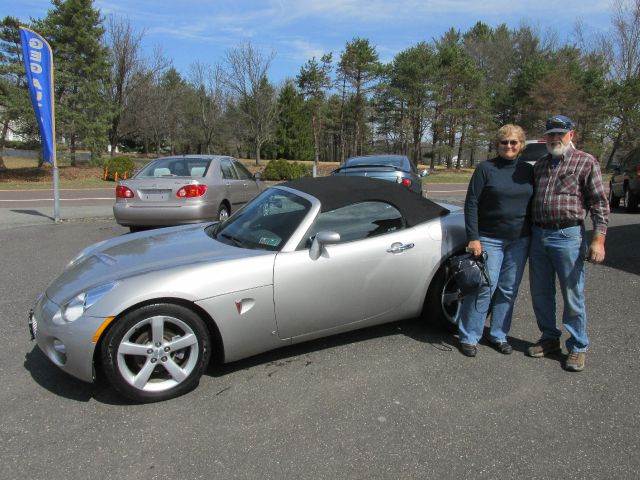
[113,201,217,226]
[29,294,108,383]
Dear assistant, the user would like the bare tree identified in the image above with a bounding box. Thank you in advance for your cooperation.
[106,15,144,156]
[187,61,225,154]
[606,0,640,165]
[125,46,171,154]
[223,42,278,164]
[611,0,640,80]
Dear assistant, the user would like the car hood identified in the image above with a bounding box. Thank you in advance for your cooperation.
[45,223,259,305]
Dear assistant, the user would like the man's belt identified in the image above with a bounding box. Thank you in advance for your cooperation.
[534,220,583,230]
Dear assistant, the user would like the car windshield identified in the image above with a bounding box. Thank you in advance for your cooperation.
[136,157,212,178]
[207,188,312,251]
[346,156,406,169]
[520,143,548,163]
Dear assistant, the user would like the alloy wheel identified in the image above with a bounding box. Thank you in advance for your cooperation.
[440,276,462,325]
[116,315,199,392]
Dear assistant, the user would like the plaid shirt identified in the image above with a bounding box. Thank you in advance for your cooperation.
[532,146,609,235]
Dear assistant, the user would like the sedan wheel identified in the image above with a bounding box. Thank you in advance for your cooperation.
[218,204,230,222]
[101,303,210,402]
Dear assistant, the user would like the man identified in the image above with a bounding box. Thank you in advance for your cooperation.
[527,115,608,372]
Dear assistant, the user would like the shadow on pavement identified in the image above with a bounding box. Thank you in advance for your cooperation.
[26,316,552,404]
[209,317,458,378]
[24,319,456,405]
[24,347,128,405]
[600,221,640,276]
[11,209,54,220]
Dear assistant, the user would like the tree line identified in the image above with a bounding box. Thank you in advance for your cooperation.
[1,0,639,172]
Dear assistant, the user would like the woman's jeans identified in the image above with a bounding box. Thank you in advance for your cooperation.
[458,235,530,345]
[529,225,589,353]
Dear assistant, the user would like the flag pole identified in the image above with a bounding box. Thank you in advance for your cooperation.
[49,38,59,222]
[19,26,60,222]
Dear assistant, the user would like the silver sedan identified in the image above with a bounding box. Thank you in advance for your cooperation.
[29,177,466,403]
[113,155,263,231]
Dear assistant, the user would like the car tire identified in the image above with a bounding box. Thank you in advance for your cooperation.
[625,188,638,212]
[218,203,230,222]
[608,184,620,209]
[100,303,211,403]
[422,260,462,332]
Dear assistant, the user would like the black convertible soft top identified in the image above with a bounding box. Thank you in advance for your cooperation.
[280,176,449,227]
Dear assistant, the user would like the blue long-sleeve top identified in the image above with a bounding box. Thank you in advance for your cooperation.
[464,157,534,241]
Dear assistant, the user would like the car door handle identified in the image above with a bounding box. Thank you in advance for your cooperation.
[387,242,414,254]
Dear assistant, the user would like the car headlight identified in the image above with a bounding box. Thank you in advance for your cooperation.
[56,282,118,323]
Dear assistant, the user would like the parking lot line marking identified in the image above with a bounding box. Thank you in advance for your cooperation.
[0,197,113,202]
[0,187,114,192]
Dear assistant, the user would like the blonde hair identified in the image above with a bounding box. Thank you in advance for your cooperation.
[496,124,526,150]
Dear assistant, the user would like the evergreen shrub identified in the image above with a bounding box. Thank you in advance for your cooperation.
[262,159,311,180]
[104,156,135,180]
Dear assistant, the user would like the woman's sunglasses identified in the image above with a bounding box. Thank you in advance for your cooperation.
[499,140,519,146]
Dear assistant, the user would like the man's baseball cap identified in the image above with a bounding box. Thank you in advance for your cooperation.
[545,115,574,134]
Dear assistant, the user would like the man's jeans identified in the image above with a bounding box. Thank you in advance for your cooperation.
[529,225,589,353]
[458,235,530,346]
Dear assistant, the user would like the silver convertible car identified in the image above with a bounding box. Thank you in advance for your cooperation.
[29,177,466,402]
[113,155,263,231]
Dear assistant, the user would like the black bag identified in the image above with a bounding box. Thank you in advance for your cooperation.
[446,252,491,296]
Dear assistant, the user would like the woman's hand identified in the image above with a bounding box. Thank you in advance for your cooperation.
[466,240,482,257]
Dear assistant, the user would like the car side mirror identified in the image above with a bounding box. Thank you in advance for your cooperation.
[420,169,429,177]
[254,172,262,181]
[309,231,341,260]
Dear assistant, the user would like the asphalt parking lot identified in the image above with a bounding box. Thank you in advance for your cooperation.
[1,202,639,480]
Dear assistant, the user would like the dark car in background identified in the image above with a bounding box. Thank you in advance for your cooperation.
[609,148,640,212]
[521,140,548,165]
[331,155,426,196]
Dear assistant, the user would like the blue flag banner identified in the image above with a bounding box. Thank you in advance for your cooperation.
[19,27,56,165]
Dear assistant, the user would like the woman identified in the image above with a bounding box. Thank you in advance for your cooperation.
[458,124,533,357]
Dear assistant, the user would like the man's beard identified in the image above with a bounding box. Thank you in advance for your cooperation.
[547,141,569,158]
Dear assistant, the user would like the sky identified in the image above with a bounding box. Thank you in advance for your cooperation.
[5,0,614,82]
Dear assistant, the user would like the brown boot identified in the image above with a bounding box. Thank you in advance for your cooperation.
[526,338,561,358]
[565,351,586,372]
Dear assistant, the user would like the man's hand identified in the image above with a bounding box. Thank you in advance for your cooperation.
[588,234,606,263]
[466,240,482,257]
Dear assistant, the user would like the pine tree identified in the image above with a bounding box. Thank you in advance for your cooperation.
[266,80,313,161]
[34,0,111,164]
[297,53,332,174]
[0,16,33,170]
[339,38,381,156]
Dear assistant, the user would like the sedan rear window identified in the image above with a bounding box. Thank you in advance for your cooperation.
[137,158,212,178]
[346,156,408,170]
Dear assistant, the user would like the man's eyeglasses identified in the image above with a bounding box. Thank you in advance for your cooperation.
[499,140,519,146]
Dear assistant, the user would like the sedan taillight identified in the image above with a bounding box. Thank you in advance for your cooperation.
[401,178,412,188]
[115,186,134,198]
[176,184,207,198]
